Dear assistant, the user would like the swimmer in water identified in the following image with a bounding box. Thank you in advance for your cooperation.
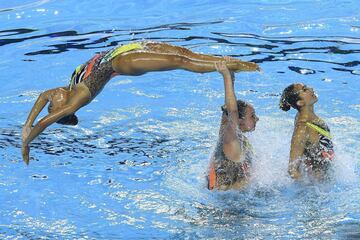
[279,83,335,181]
[208,61,259,190]
[22,41,260,164]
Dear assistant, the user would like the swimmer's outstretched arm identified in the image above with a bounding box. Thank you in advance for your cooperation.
[216,61,243,162]
[22,85,90,164]
[22,89,56,138]
[288,123,307,179]
[22,89,56,164]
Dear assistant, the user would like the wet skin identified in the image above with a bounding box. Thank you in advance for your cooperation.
[22,42,261,164]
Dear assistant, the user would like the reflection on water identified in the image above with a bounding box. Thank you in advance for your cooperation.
[0,22,359,75]
[0,0,50,13]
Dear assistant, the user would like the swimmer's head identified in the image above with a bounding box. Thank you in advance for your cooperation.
[222,100,259,132]
[56,114,79,125]
[279,83,318,111]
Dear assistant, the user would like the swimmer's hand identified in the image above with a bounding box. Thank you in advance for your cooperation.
[22,125,31,165]
[215,61,231,77]
[223,56,238,63]
[21,144,30,165]
[223,57,235,80]
[288,169,301,180]
[22,125,31,142]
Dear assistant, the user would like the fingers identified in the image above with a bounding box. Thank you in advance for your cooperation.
[21,145,30,165]
[214,61,222,71]
[215,61,230,74]
[22,126,31,165]
[223,56,234,62]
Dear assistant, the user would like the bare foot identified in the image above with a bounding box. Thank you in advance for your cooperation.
[234,61,261,72]
[221,57,261,72]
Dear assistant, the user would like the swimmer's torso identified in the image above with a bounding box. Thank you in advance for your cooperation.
[208,132,253,190]
[303,120,334,175]
[69,42,145,98]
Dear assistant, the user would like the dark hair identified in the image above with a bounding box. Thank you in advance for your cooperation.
[56,114,79,125]
[221,100,249,119]
[279,84,301,111]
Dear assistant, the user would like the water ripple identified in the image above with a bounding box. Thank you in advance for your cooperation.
[1,23,358,75]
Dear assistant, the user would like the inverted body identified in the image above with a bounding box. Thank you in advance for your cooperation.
[22,41,260,164]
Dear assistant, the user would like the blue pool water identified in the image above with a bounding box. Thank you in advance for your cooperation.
[1,0,359,239]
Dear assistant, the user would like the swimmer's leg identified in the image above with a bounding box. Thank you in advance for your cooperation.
[145,42,226,61]
[145,42,260,71]
[112,52,259,76]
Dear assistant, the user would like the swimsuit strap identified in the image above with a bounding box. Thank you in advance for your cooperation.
[83,54,103,79]
[69,42,144,90]
[208,162,216,190]
[69,53,103,90]
[306,122,332,139]
[69,64,86,90]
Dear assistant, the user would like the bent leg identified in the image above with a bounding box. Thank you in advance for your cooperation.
[112,52,259,76]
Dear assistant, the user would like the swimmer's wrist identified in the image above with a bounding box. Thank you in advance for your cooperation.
[220,70,232,78]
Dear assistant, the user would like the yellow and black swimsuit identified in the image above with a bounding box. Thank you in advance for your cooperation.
[304,122,335,171]
[68,42,144,98]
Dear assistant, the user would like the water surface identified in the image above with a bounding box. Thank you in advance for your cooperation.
[0,0,359,239]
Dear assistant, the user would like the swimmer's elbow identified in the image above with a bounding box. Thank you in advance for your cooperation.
[37,91,50,104]
[39,91,50,99]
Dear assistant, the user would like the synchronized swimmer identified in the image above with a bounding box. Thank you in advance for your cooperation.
[208,62,258,190]
[21,41,260,164]
[21,40,334,187]
[280,84,335,181]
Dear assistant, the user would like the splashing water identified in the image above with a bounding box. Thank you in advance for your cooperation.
[0,0,359,239]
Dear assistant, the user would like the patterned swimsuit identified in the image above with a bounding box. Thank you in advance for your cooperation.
[303,121,335,174]
[68,42,144,98]
[208,132,253,190]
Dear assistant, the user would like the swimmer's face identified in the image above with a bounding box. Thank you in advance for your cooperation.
[239,105,259,132]
[293,83,318,107]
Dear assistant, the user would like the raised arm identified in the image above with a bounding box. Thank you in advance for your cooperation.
[215,62,242,162]
[288,123,307,179]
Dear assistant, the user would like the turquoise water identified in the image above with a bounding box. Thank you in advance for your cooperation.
[0,0,359,239]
